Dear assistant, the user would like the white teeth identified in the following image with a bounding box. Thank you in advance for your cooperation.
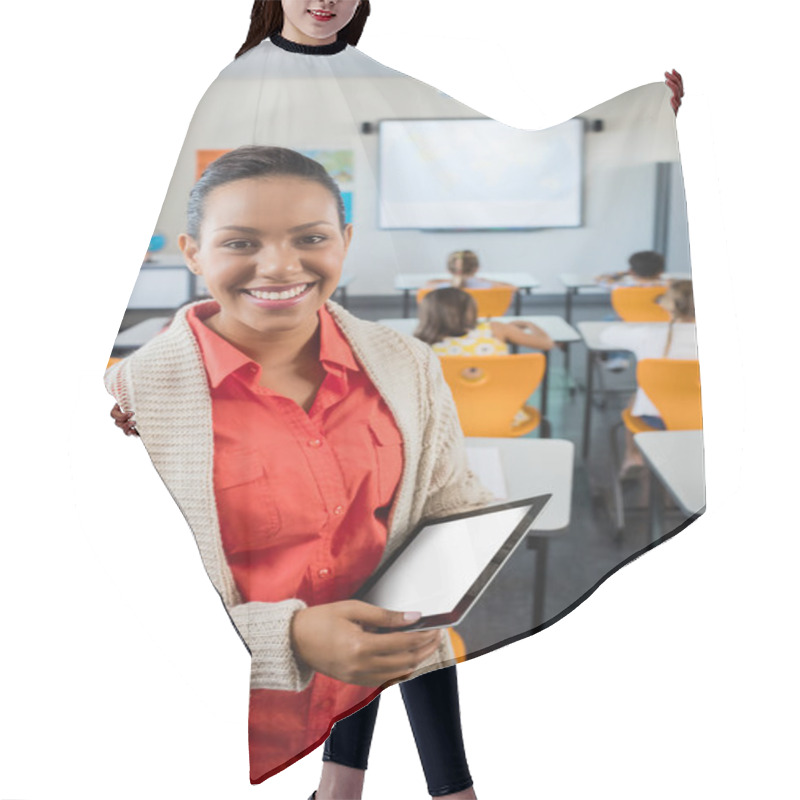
[248,284,309,301]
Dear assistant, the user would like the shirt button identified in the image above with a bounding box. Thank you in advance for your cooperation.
[308,438,322,448]
[318,568,332,578]
[333,505,344,516]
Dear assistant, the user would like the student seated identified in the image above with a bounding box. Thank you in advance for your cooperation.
[423,250,513,290]
[596,250,669,371]
[414,287,553,353]
[600,280,698,477]
[595,250,667,287]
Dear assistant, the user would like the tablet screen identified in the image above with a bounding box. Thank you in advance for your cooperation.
[360,503,534,618]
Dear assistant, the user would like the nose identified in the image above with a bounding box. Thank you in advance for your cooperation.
[254,243,302,282]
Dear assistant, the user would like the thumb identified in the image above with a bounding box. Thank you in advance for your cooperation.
[349,602,422,629]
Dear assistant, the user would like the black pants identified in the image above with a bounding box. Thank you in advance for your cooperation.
[322,666,473,797]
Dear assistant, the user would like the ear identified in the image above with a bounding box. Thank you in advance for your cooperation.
[178,233,202,275]
[341,223,354,256]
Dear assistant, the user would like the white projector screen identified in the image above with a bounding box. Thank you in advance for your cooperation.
[378,117,584,230]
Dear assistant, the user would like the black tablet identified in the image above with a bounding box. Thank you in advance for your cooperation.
[354,495,551,631]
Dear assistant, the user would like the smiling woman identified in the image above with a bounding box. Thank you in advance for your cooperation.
[105,145,491,796]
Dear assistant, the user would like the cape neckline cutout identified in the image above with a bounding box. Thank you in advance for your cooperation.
[270,32,348,56]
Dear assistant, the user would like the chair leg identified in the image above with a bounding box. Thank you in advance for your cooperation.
[539,416,552,439]
[608,421,626,534]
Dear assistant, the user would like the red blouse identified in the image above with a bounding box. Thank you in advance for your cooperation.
[187,303,405,781]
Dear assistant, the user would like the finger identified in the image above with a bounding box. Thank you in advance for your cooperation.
[364,635,445,680]
[360,628,442,657]
[345,601,424,630]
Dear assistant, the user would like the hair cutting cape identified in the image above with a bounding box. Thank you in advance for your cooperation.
[105,33,703,783]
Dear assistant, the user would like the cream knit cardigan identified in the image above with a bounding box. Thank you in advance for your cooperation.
[105,300,492,692]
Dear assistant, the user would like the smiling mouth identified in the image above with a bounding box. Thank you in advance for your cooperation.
[307,9,335,21]
[243,283,314,301]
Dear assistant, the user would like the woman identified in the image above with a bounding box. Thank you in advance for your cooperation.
[107,145,490,798]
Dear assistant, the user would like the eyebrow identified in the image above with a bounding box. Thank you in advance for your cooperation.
[214,221,336,234]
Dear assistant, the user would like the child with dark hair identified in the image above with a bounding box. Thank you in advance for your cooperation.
[595,250,666,287]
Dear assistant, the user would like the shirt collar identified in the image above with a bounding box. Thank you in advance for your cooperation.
[318,304,359,374]
[186,301,254,389]
[185,301,359,389]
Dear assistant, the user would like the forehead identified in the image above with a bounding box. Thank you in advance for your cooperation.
[203,176,337,225]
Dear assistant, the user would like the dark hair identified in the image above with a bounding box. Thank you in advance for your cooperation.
[236,1,372,59]
[628,250,665,278]
[186,145,346,241]
[414,288,478,345]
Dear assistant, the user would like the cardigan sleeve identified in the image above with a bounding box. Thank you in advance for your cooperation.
[103,332,316,693]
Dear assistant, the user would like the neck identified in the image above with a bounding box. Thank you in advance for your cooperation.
[205,312,322,370]
[281,20,336,47]
[270,29,348,55]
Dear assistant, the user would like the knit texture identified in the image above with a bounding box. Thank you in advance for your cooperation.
[105,300,492,691]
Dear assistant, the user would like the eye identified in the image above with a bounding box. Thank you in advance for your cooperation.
[222,239,256,250]
[296,234,329,246]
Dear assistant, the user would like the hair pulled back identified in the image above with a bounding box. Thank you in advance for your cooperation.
[236,1,372,59]
[187,145,346,241]
[665,279,695,320]
[446,250,480,288]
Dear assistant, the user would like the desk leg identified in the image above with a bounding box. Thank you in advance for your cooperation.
[527,535,549,629]
[403,290,410,318]
[564,288,575,374]
[649,471,664,544]
[582,350,595,460]
[514,291,522,316]
[541,350,550,419]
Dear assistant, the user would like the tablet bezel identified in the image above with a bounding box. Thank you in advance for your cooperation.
[353,494,551,631]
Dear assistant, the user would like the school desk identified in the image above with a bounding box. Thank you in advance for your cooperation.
[576,320,675,459]
[394,272,540,317]
[634,430,705,543]
[377,315,580,418]
[466,437,574,627]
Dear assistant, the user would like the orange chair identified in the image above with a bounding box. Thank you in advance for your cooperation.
[609,359,702,531]
[448,629,468,664]
[438,353,547,437]
[106,357,121,370]
[417,286,517,318]
[610,286,670,322]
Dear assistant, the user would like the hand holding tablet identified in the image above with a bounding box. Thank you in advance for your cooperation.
[290,600,444,687]
[355,496,551,632]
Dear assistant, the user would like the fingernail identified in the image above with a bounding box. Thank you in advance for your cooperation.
[403,611,421,622]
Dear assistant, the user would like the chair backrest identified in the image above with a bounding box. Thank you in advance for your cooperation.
[611,286,670,322]
[438,353,546,437]
[417,286,516,318]
[637,358,703,430]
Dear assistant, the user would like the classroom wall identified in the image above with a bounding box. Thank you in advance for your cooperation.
[151,73,684,297]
